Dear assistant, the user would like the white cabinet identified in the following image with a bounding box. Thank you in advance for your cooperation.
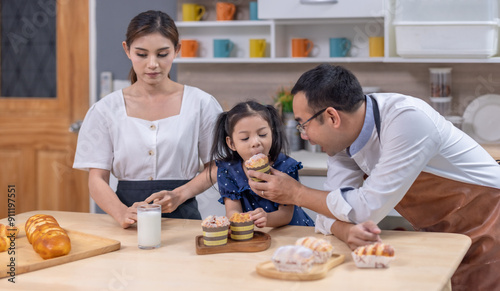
[258,0,385,19]
[174,0,500,64]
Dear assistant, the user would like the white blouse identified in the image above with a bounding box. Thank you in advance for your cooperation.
[324,93,500,224]
[73,85,222,181]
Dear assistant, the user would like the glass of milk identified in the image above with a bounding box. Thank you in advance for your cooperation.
[137,204,162,249]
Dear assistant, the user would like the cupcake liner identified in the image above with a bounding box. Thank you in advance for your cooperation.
[202,225,229,247]
[230,221,254,241]
[247,164,271,182]
[351,252,395,268]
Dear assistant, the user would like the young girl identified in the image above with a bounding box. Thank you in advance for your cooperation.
[210,101,313,227]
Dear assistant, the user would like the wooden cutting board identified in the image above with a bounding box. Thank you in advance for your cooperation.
[256,253,345,281]
[0,229,120,278]
[195,231,271,255]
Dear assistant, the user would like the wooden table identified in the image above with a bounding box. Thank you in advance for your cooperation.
[1,211,470,291]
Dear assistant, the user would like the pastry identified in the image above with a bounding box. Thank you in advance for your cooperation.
[0,224,19,238]
[352,242,395,268]
[272,245,314,273]
[0,236,9,253]
[0,224,19,252]
[201,215,230,247]
[25,214,71,260]
[295,236,334,263]
[229,213,254,241]
[244,153,271,182]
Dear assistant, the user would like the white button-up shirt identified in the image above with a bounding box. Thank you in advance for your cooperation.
[324,93,500,224]
[73,86,222,181]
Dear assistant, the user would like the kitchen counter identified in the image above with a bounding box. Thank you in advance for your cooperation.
[1,211,470,290]
[294,144,500,176]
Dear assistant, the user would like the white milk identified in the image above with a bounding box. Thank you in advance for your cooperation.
[137,206,161,249]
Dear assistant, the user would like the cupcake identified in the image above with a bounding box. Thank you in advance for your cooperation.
[295,236,334,263]
[229,213,254,241]
[351,242,395,268]
[244,153,271,182]
[272,245,315,273]
[201,215,230,247]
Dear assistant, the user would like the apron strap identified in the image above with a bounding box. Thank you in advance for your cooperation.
[369,95,381,139]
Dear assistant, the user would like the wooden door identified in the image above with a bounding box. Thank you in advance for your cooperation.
[0,0,89,218]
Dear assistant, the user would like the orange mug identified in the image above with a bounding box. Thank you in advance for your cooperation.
[292,38,314,57]
[180,39,198,58]
[216,2,236,21]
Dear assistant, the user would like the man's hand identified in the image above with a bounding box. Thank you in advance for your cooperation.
[248,168,300,205]
[344,221,381,250]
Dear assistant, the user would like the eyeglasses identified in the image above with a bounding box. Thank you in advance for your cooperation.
[296,108,327,135]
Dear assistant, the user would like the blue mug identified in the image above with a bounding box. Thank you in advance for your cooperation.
[249,1,259,21]
[213,39,234,58]
[329,38,351,57]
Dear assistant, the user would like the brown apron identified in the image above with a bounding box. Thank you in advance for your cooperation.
[395,172,500,291]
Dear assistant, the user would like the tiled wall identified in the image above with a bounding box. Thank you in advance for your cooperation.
[177,62,500,115]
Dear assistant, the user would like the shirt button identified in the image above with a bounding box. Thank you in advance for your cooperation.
[148,150,154,156]
[148,177,154,180]
[150,124,156,130]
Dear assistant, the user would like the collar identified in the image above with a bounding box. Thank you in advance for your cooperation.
[346,95,375,157]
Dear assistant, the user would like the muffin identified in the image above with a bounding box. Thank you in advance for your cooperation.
[229,213,254,241]
[295,236,334,263]
[351,242,395,268]
[201,215,230,247]
[244,153,271,182]
[272,245,315,273]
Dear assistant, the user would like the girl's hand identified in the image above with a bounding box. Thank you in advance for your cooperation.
[145,190,184,213]
[118,201,146,229]
[248,208,267,228]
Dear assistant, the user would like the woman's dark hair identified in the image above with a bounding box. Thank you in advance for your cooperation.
[208,101,288,184]
[124,10,179,84]
[291,64,365,118]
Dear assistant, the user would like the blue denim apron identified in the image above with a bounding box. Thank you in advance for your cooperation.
[116,180,201,220]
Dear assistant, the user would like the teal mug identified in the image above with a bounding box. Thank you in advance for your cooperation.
[213,39,234,58]
[329,38,351,57]
[249,1,259,21]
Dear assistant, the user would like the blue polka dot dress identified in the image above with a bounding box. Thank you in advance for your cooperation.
[216,153,314,227]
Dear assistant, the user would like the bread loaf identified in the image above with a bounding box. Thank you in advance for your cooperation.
[24,214,71,259]
[0,223,18,238]
[0,223,18,252]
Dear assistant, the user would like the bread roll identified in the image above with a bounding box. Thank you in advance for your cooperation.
[0,236,9,252]
[353,242,394,257]
[0,223,18,238]
[25,214,71,259]
[295,236,334,263]
[272,245,314,273]
[0,223,18,253]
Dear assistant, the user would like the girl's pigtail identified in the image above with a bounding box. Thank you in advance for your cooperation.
[266,105,289,162]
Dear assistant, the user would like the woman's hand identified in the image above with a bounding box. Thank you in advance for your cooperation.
[145,190,184,213]
[248,208,268,228]
[117,201,146,229]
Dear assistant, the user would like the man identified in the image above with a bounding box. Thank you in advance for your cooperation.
[248,64,500,290]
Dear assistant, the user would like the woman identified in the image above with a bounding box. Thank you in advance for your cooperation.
[74,10,222,228]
